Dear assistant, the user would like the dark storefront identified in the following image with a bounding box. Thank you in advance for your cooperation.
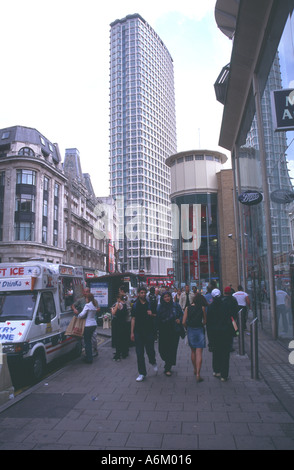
[171,193,220,291]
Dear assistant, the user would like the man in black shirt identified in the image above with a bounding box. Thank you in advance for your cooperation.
[131,287,158,382]
[222,286,239,321]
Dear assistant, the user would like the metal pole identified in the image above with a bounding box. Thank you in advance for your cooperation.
[206,205,211,282]
[238,309,245,355]
[250,318,259,379]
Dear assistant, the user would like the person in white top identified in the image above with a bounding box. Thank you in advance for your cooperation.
[276,284,290,334]
[78,293,98,363]
[233,285,251,331]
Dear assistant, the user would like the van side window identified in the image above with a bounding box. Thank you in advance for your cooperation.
[61,278,75,309]
[60,278,84,312]
[35,292,56,324]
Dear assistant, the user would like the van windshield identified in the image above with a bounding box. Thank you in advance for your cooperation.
[0,291,37,322]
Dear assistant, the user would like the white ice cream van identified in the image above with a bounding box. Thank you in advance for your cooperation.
[0,261,84,381]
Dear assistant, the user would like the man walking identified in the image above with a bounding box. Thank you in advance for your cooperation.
[179,285,194,311]
[222,286,239,351]
[276,282,290,334]
[233,285,251,331]
[223,286,239,319]
[131,286,158,382]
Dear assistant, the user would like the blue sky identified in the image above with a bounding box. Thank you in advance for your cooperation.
[0,0,232,195]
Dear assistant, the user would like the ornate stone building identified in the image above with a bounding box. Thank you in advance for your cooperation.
[0,126,108,274]
[63,148,106,274]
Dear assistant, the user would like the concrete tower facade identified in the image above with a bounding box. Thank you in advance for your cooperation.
[109,14,177,275]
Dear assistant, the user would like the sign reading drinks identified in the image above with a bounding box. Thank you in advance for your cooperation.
[271,88,294,131]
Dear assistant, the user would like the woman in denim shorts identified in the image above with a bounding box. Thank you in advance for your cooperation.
[182,293,207,382]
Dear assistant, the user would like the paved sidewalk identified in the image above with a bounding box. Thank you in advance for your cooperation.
[0,327,293,450]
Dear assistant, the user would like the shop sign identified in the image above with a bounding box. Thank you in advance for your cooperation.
[270,189,294,204]
[238,190,263,206]
[271,88,294,131]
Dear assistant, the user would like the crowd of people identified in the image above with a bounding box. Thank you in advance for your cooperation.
[72,282,250,383]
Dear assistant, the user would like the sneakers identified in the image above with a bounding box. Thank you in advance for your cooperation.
[136,364,157,382]
[136,374,145,382]
[213,372,228,381]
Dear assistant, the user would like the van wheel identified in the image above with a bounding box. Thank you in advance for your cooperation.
[31,351,46,382]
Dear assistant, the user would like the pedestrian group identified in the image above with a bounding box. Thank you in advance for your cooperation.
[72,282,248,383]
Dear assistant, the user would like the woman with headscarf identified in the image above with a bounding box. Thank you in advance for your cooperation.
[156,291,184,376]
[206,288,234,381]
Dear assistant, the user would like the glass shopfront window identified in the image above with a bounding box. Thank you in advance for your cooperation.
[270,13,294,341]
[171,194,219,292]
[235,10,294,342]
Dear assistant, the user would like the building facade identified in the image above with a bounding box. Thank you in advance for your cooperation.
[0,126,66,262]
[63,148,107,274]
[109,14,177,275]
[0,126,107,274]
[215,0,294,342]
[166,150,238,291]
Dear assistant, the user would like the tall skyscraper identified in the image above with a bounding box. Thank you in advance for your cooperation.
[109,14,177,275]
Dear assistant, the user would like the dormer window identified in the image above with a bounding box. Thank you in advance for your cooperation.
[18,147,35,157]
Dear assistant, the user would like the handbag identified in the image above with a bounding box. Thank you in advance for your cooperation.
[174,319,186,339]
[172,304,186,338]
[65,315,86,337]
[177,323,186,339]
